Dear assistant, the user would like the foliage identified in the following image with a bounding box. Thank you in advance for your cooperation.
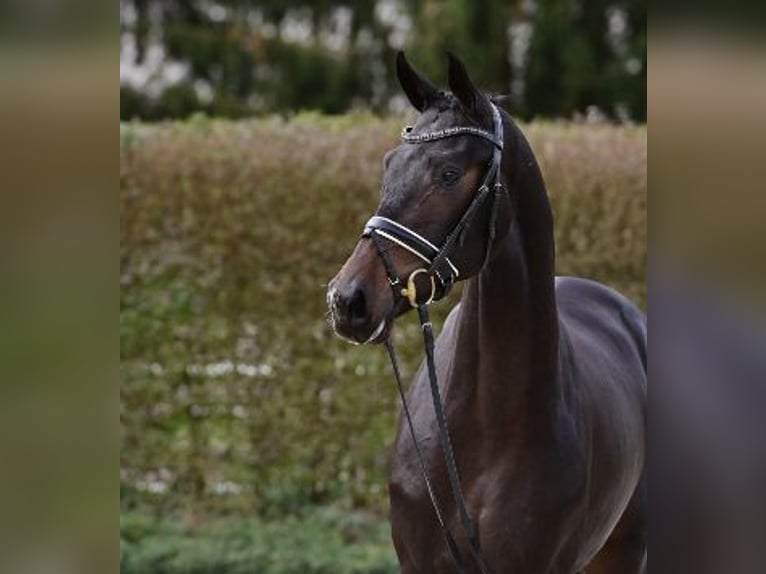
[121,506,397,574]
[120,0,646,121]
[123,0,388,120]
[525,0,646,120]
[120,113,645,569]
[407,0,512,94]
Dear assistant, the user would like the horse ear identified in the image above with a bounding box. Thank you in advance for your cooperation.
[396,51,440,112]
[447,51,493,126]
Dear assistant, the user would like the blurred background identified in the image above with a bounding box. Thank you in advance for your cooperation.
[120,0,646,122]
[120,1,646,572]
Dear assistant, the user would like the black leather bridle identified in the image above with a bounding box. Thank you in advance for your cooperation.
[363,103,504,574]
[363,102,504,308]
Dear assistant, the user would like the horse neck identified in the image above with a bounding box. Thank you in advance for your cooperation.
[452,118,561,430]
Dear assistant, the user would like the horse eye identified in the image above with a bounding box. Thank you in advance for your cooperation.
[440,167,462,185]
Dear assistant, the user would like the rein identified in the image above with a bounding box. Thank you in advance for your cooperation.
[363,104,504,574]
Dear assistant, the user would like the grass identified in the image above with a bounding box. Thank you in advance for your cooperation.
[120,506,397,574]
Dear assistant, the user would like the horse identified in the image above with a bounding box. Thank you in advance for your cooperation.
[327,52,646,574]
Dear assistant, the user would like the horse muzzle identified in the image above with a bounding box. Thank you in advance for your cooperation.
[327,281,391,345]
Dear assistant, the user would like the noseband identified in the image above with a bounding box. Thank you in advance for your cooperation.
[363,104,504,574]
[363,102,505,307]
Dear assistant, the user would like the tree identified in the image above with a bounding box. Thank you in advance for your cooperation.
[405,0,513,95]
[121,0,392,118]
[525,0,646,120]
[120,0,646,121]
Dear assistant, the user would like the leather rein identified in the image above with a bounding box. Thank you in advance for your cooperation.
[362,103,504,574]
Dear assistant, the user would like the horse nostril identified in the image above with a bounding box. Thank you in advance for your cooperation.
[348,288,368,325]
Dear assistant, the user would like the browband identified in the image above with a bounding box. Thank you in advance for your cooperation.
[401,125,502,149]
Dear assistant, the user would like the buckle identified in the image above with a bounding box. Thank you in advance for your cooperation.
[401,268,436,308]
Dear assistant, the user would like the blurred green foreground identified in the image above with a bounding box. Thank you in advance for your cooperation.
[120,113,645,572]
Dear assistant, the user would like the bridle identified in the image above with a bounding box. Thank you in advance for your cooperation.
[362,103,504,574]
[363,102,504,307]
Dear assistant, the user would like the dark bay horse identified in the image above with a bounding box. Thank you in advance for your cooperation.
[327,52,646,573]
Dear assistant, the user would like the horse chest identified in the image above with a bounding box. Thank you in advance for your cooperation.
[390,419,597,573]
[390,430,514,564]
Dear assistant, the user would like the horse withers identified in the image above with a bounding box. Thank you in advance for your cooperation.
[327,52,646,574]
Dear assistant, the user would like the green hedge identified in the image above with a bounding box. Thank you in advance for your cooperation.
[120,112,645,570]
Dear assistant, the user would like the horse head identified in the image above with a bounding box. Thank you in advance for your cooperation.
[328,52,512,344]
